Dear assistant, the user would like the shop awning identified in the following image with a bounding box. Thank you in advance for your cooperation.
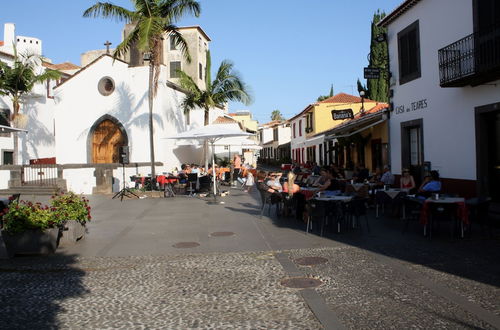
[325,108,388,140]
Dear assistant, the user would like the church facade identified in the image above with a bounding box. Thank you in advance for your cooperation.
[0,23,226,194]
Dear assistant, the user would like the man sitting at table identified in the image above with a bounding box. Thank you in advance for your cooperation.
[417,170,441,198]
[316,167,342,195]
[377,165,395,187]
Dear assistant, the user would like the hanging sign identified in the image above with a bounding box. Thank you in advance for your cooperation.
[364,67,380,79]
[331,109,354,120]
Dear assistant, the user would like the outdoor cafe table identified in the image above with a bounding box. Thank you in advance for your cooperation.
[419,197,469,237]
[310,195,354,234]
[376,188,409,218]
[299,187,317,200]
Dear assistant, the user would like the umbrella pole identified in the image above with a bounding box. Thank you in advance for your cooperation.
[212,141,217,201]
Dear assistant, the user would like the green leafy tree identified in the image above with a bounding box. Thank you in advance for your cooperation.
[367,10,388,102]
[83,0,201,180]
[179,53,252,126]
[0,49,61,164]
[357,78,368,96]
[270,110,284,121]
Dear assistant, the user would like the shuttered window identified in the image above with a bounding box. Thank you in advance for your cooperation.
[170,61,181,78]
[398,20,421,85]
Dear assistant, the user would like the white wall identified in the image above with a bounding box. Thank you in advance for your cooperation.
[63,168,96,194]
[0,169,10,189]
[387,0,500,180]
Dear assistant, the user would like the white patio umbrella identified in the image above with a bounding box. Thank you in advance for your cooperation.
[165,124,253,198]
[0,125,28,133]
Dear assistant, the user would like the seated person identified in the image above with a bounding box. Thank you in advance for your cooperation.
[417,170,441,198]
[283,171,300,196]
[400,168,416,191]
[316,168,342,195]
[353,164,370,183]
[256,171,282,203]
[377,165,395,188]
[370,167,382,183]
[191,164,200,174]
[266,172,283,192]
[178,164,189,183]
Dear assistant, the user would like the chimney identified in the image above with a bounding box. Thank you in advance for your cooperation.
[3,23,16,52]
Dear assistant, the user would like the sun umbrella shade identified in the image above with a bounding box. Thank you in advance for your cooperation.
[164,124,253,142]
[0,125,28,133]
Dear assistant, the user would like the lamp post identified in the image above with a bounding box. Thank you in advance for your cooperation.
[359,90,365,114]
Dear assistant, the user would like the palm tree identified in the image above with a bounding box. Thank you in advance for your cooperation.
[179,56,252,126]
[270,110,284,121]
[179,53,251,169]
[83,0,201,180]
[0,49,61,164]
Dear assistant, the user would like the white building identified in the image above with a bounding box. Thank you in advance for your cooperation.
[0,23,231,194]
[258,120,291,164]
[379,0,500,200]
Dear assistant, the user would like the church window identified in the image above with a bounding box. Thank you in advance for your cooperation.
[170,37,176,50]
[98,76,115,96]
[2,150,13,165]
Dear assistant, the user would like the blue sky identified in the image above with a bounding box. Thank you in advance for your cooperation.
[0,0,403,123]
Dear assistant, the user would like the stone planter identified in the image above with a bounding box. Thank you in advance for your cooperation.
[59,221,86,246]
[1,227,59,257]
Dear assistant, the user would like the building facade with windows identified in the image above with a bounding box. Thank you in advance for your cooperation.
[258,120,290,164]
[379,0,500,200]
[289,93,381,167]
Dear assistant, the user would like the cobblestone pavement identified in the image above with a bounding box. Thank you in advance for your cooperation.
[1,190,499,329]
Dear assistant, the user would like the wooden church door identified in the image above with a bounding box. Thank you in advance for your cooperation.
[92,119,126,163]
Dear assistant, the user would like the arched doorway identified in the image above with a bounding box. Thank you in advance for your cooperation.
[91,119,127,163]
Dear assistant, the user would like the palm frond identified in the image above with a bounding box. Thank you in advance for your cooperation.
[177,70,201,95]
[166,27,191,63]
[83,1,136,22]
[113,27,140,59]
[159,0,201,21]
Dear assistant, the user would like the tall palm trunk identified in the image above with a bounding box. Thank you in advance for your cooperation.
[148,61,156,181]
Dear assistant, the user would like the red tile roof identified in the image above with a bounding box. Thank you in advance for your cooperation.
[212,116,238,124]
[319,92,375,104]
[43,62,80,71]
[354,103,389,119]
[0,41,4,46]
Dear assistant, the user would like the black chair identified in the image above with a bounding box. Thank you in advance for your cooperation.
[305,199,329,235]
[466,197,492,237]
[187,173,198,196]
[427,202,460,239]
[346,197,370,233]
[257,186,281,219]
[402,197,424,234]
[375,190,392,218]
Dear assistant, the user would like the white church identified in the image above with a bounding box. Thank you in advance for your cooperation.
[0,23,247,194]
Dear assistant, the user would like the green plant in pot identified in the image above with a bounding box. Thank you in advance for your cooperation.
[1,200,62,256]
[51,191,91,244]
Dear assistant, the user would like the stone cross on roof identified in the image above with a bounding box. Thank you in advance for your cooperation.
[104,40,112,54]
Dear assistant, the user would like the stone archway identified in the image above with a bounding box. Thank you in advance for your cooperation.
[90,117,128,163]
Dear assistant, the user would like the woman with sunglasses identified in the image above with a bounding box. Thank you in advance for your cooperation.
[400,168,416,191]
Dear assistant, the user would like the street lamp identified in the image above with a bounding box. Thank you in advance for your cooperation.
[359,90,365,114]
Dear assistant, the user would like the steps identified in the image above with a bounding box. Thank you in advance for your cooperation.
[0,186,64,196]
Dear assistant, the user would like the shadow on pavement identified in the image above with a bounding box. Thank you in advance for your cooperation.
[0,254,87,328]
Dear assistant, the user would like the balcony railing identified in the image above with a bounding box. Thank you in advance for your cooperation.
[439,24,500,87]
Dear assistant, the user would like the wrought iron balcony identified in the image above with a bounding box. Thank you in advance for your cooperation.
[439,24,500,87]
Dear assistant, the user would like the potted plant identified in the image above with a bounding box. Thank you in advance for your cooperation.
[1,200,62,256]
[51,191,91,245]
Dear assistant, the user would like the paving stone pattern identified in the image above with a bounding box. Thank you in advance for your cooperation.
[287,246,498,329]
[0,253,321,329]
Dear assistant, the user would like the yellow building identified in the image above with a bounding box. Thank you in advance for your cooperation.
[289,93,388,173]
[228,111,258,133]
